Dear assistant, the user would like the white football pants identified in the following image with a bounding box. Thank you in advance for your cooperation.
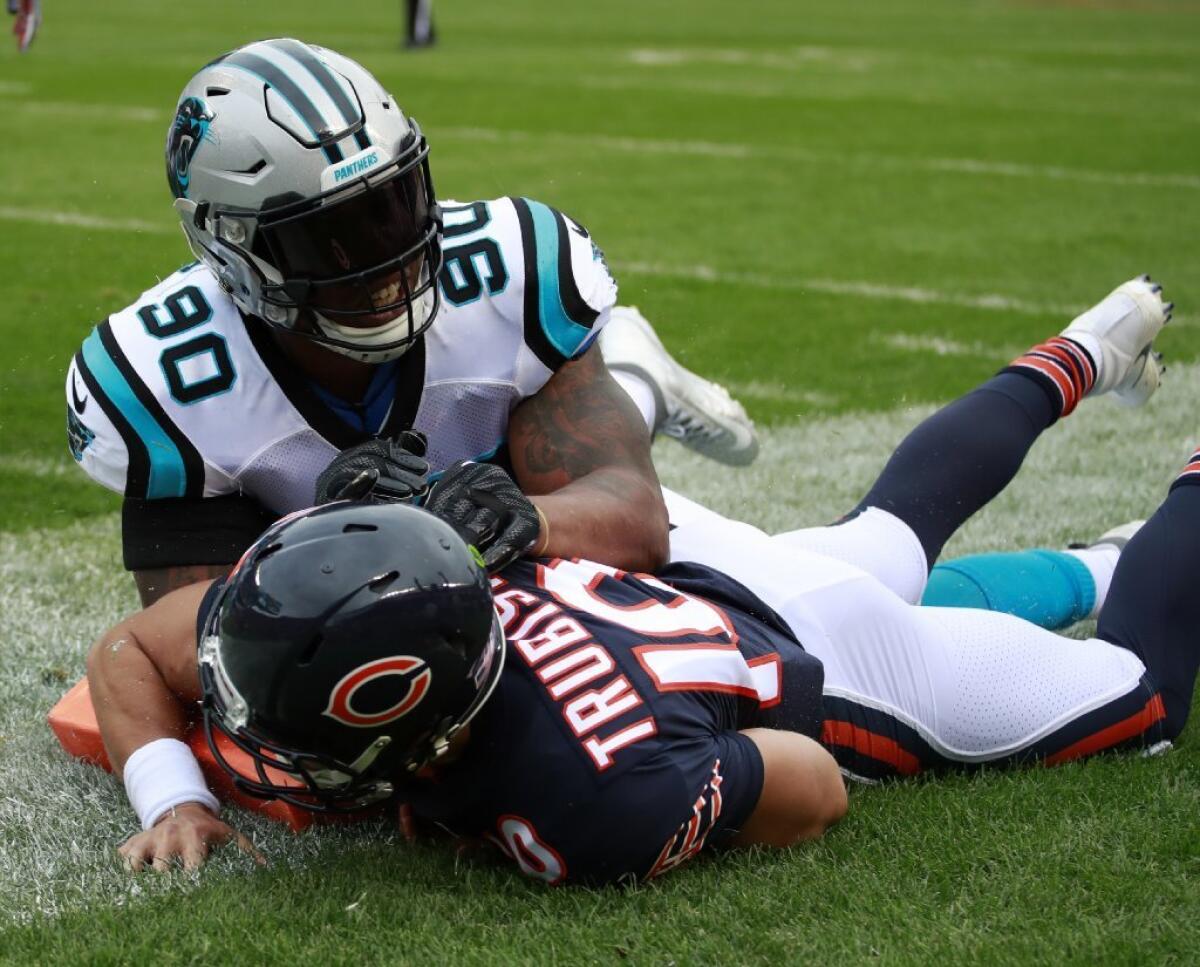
[663,488,1155,775]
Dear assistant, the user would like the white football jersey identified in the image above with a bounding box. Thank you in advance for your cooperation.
[66,197,617,518]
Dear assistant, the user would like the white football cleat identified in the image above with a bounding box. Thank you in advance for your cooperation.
[1069,519,1145,552]
[1062,275,1172,406]
[599,306,760,466]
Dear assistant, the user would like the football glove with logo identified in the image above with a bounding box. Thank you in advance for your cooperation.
[424,461,541,573]
[314,430,430,505]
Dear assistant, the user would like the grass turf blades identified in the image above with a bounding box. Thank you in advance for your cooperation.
[1,0,1199,961]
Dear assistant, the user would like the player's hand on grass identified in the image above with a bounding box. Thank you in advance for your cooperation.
[424,460,542,573]
[118,802,266,873]
[315,430,430,505]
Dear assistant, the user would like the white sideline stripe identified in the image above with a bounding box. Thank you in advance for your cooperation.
[625,47,1200,87]
[725,381,839,407]
[0,206,174,234]
[0,456,77,478]
[435,125,1200,192]
[0,94,1189,191]
[613,260,1079,317]
[3,205,1188,327]
[627,46,879,73]
[577,74,1200,126]
[879,333,1016,358]
[6,100,165,123]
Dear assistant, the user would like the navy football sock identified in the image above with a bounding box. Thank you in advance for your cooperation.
[854,371,1056,565]
[1098,455,1200,739]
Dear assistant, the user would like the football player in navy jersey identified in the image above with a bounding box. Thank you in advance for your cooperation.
[86,273,1200,884]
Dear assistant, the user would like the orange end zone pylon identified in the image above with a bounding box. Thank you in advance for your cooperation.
[49,677,323,830]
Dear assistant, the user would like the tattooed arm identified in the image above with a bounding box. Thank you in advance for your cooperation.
[508,343,669,572]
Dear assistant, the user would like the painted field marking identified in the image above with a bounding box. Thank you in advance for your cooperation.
[624,46,1200,88]
[1,89,1194,191]
[614,260,1079,317]
[1,207,1188,326]
[0,206,174,234]
[434,125,1200,192]
[0,456,79,479]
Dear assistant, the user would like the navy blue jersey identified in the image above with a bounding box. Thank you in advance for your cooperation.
[400,557,824,885]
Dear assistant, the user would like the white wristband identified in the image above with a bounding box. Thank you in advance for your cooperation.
[122,738,220,831]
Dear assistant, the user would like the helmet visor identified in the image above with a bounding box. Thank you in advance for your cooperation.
[257,152,439,320]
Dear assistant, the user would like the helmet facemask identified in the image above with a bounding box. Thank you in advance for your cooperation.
[188,126,443,364]
[197,584,507,814]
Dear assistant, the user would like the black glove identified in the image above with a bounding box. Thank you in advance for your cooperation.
[424,461,541,573]
[314,431,430,505]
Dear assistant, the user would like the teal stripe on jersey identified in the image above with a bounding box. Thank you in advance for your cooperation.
[526,200,594,359]
[80,328,189,499]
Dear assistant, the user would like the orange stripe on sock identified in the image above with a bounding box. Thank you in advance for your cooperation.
[1014,355,1076,413]
[1049,337,1096,389]
[821,719,921,776]
[1038,342,1088,398]
[1044,693,1166,767]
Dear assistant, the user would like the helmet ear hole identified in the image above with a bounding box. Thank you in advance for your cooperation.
[297,635,324,667]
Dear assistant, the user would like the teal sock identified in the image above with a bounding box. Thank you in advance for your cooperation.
[921,549,1096,630]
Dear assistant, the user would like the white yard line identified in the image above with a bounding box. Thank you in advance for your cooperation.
[614,260,1080,317]
[0,205,1163,322]
[877,333,1009,358]
[435,125,1200,192]
[0,206,174,234]
[18,100,165,123]
[0,89,1192,191]
[0,456,79,479]
[627,46,880,72]
[624,46,1200,88]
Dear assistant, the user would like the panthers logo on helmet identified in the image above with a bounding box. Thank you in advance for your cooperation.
[323,656,433,728]
[167,96,216,199]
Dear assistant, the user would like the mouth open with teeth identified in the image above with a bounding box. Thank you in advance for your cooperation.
[311,258,429,327]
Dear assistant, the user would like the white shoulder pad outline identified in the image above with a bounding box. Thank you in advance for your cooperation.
[508,197,618,372]
[69,264,237,502]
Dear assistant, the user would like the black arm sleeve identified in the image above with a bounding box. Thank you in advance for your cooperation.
[121,494,277,571]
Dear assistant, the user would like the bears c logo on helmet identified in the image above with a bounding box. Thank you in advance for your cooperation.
[323,656,433,728]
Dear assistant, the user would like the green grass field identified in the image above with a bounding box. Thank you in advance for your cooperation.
[2,0,1200,961]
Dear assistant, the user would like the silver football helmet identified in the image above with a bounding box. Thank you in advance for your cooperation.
[166,38,442,362]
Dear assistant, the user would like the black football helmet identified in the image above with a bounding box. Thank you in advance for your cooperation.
[198,501,504,812]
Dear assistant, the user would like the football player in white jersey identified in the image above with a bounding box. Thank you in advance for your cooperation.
[62,38,1150,631]
[65,38,758,606]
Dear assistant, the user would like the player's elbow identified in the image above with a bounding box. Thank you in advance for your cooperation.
[641,508,670,571]
[791,774,848,844]
[734,728,848,849]
[633,480,670,570]
[757,771,847,848]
